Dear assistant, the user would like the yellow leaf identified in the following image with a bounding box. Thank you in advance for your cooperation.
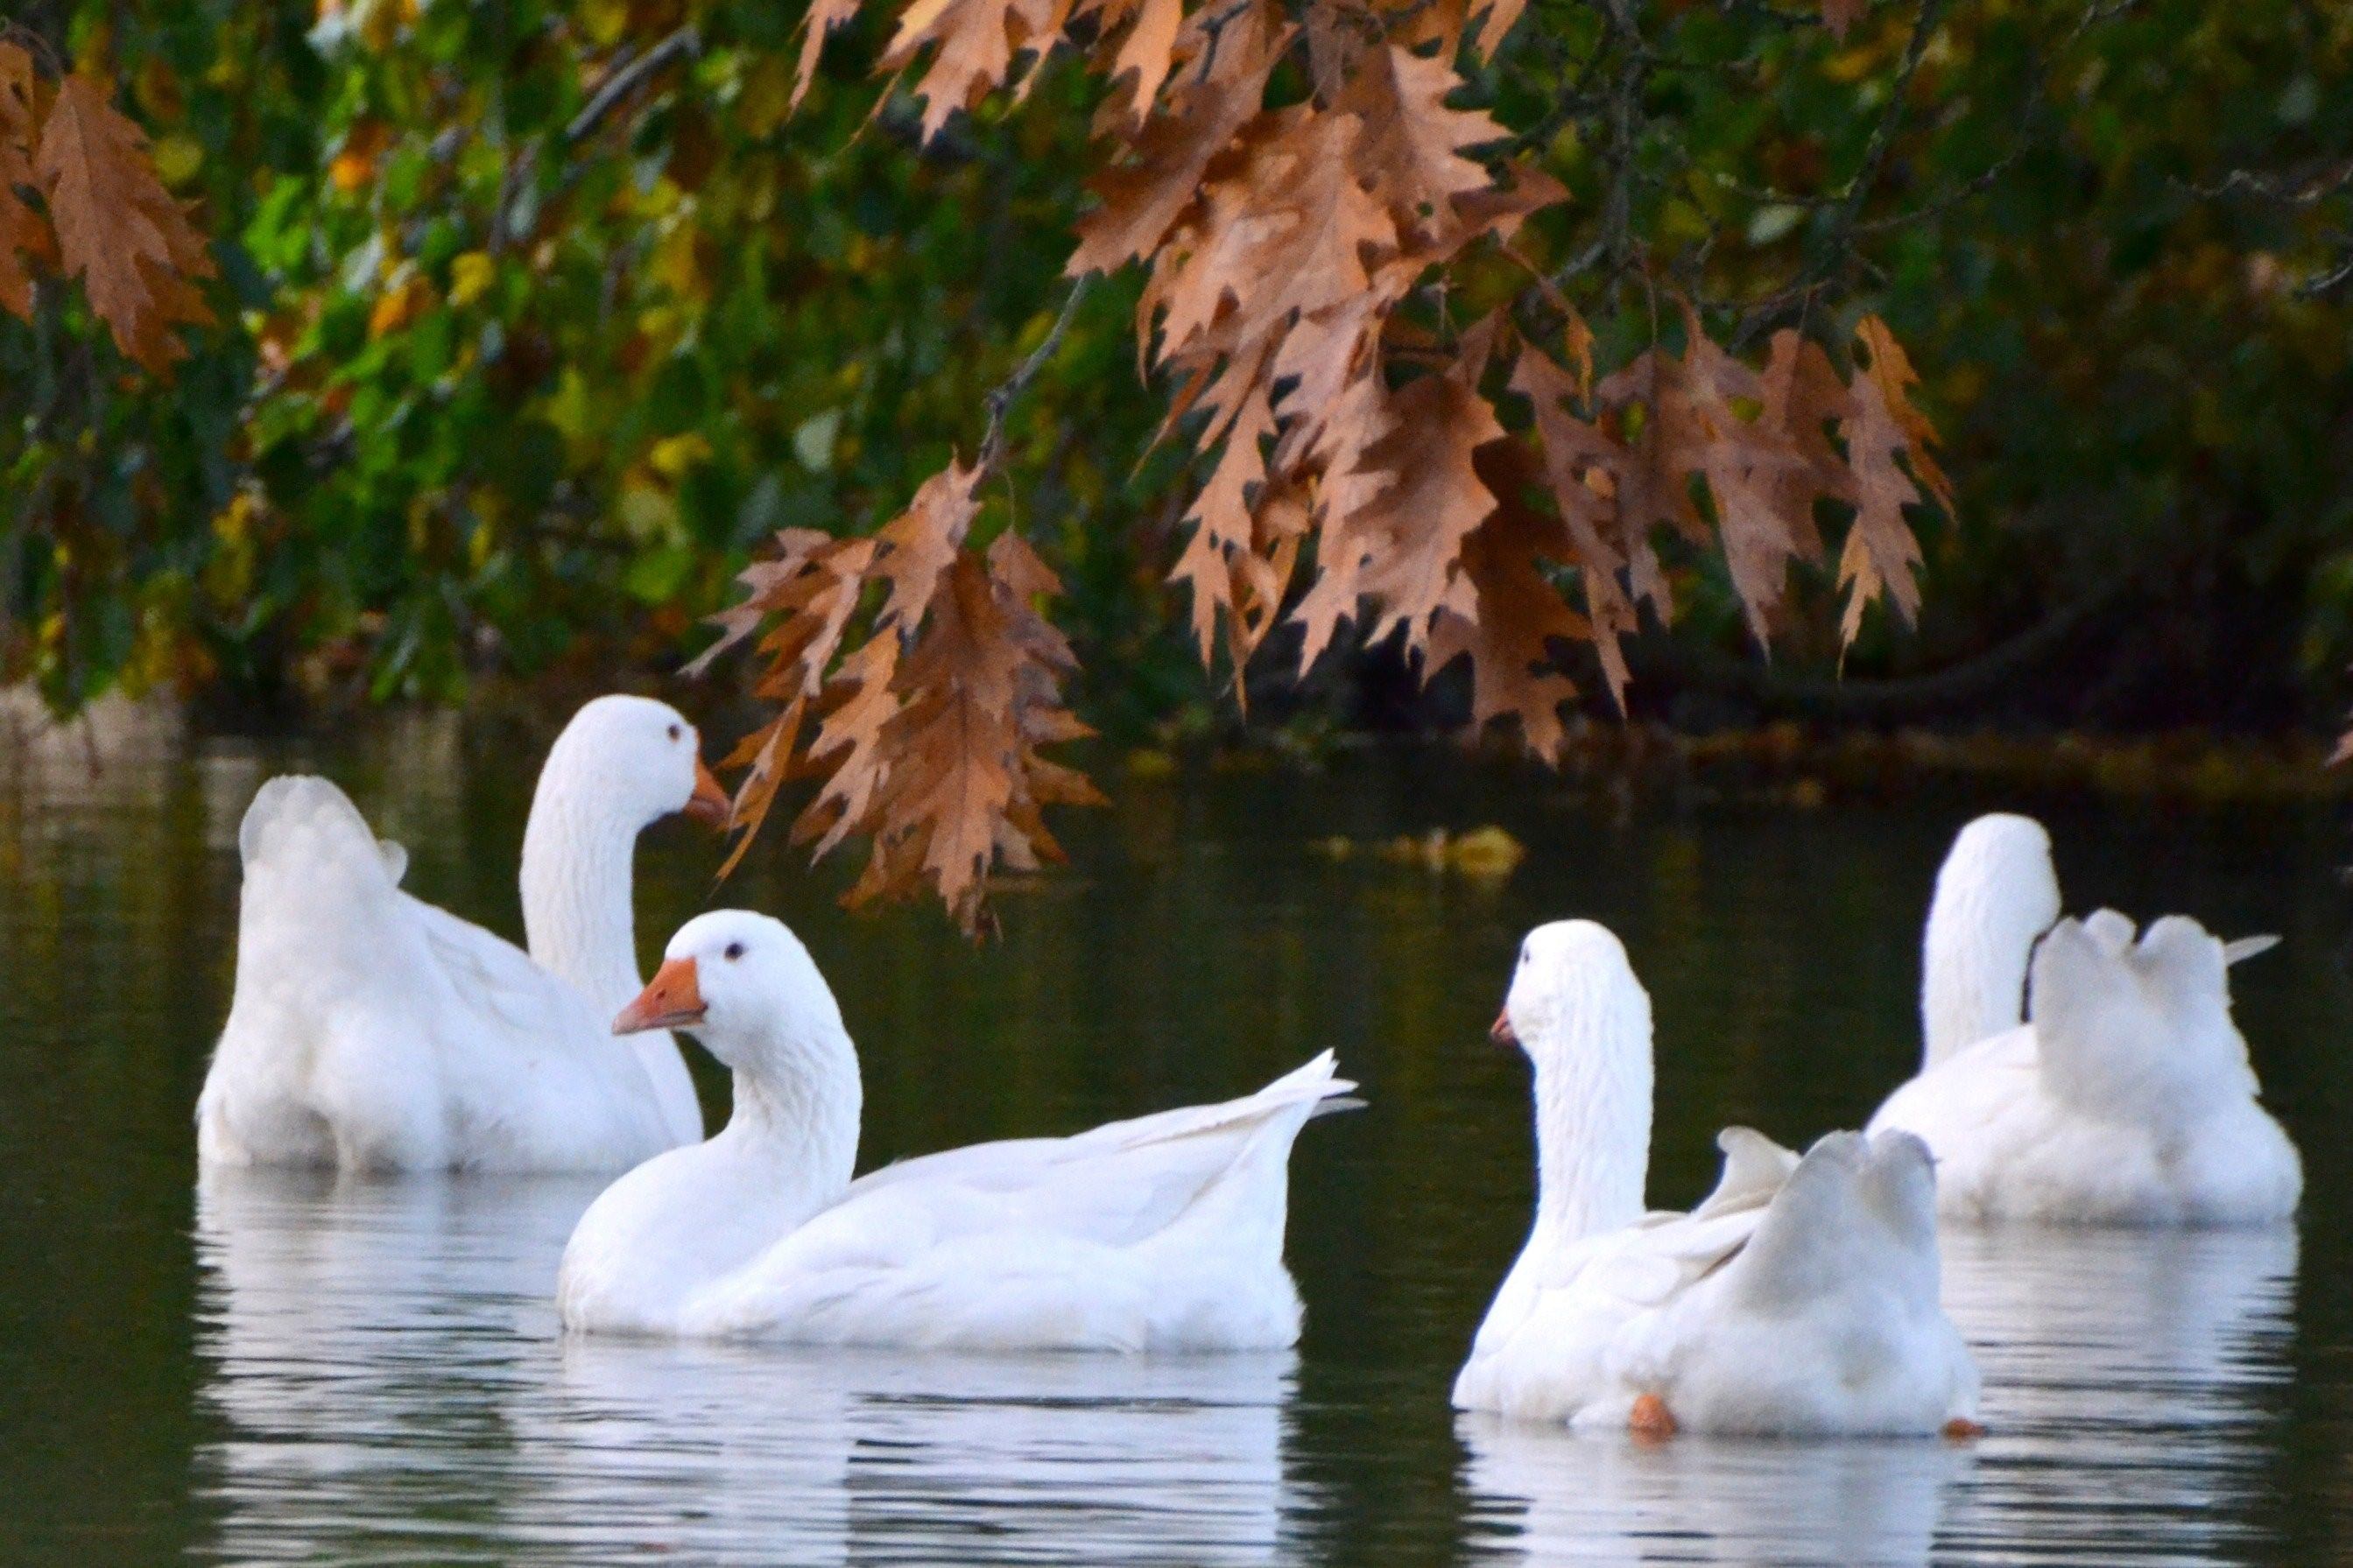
[151,135,201,186]
[212,492,257,544]
[448,250,494,307]
[649,432,714,479]
[649,221,708,301]
[544,367,595,445]
[581,0,630,46]
[618,483,680,541]
[367,273,432,338]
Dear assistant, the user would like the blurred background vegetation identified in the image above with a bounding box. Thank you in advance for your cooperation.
[2,0,2349,743]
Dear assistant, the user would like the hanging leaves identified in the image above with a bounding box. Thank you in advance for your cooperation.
[0,46,214,374]
[694,461,1103,934]
[715,0,1955,927]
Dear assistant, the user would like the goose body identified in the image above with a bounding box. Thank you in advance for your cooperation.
[1454,922,1977,1438]
[558,911,1352,1352]
[1868,814,2300,1226]
[196,695,726,1173]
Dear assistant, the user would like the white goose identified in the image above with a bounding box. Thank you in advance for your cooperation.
[558,911,1352,1350]
[1868,813,2300,1225]
[1454,921,1978,1438]
[196,694,729,1173]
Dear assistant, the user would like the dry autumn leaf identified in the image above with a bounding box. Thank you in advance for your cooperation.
[736,0,1958,929]
[35,72,215,374]
[0,43,45,322]
[702,458,1097,935]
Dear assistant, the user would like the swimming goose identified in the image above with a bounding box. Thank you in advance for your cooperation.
[1868,814,2300,1225]
[557,910,1353,1350]
[196,694,728,1173]
[1454,921,1979,1438]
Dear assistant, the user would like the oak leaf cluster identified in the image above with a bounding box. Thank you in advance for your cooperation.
[700,0,1954,929]
[0,42,212,374]
[692,461,1105,933]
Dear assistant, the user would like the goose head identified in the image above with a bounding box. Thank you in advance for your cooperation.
[1492,920,1653,1070]
[1920,812,2061,1066]
[615,910,849,1077]
[544,694,731,833]
[1493,920,1657,1241]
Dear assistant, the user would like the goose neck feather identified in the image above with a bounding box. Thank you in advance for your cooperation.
[519,777,644,1017]
[1518,940,1654,1249]
[519,723,703,1148]
[722,1030,863,1220]
[1920,813,2061,1071]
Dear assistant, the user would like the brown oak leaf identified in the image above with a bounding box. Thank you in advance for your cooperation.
[35,73,215,374]
[0,43,45,322]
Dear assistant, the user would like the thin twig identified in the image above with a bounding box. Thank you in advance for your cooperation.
[566,27,701,145]
[491,27,701,253]
[978,278,1093,475]
[1731,0,1946,348]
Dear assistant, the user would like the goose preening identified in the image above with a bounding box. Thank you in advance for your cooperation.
[1868,813,2301,1226]
[196,695,729,1173]
[557,911,1354,1351]
[1453,921,1979,1438]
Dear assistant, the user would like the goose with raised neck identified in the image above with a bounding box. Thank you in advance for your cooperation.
[195,693,729,1173]
[1919,812,2061,1070]
[1455,919,1979,1438]
[558,910,1354,1350]
[1511,925,1654,1252]
[518,696,730,1146]
[1870,812,2301,1224]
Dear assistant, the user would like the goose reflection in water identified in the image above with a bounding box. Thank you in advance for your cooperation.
[193,1169,1300,1564]
[1459,1417,1967,1568]
[1935,1224,2299,1564]
[1455,1226,2296,1567]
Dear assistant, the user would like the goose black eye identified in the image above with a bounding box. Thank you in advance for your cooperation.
[667,723,683,742]
[724,942,745,961]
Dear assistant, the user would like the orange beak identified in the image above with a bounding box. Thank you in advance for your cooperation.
[615,957,707,1034]
[684,758,732,829]
[1490,1005,1518,1048]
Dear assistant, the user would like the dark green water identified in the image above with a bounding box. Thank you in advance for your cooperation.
[3,704,2349,1564]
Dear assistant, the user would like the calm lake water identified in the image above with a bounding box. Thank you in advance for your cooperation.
[3,703,2349,1564]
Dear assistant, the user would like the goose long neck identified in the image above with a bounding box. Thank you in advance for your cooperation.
[721,1022,863,1225]
[1920,827,2061,1070]
[1527,997,1653,1248]
[518,760,645,1018]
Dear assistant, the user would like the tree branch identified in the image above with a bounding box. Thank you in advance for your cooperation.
[978,278,1092,475]
[566,27,701,144]
[491,27,702,254]
[1730,0,1945,348]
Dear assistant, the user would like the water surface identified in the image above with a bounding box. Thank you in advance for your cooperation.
[2,707,2348,1564]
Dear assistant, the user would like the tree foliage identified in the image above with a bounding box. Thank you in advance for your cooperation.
[711,0,1975,926]
[0,1,2348,929]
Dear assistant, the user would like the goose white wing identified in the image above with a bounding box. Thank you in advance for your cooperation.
[683,1055,1354,1349]
[231,777,591,1047]
[405,896,602,1044]
[1709,1130,1939,1310]
[1545,1128,1800,1312]
[205,775,667,1173]
[842,1051,1355,1241]
[2030,914,2258,1127]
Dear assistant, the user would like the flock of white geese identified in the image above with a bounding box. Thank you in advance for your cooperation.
[194,694,2303,1441]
